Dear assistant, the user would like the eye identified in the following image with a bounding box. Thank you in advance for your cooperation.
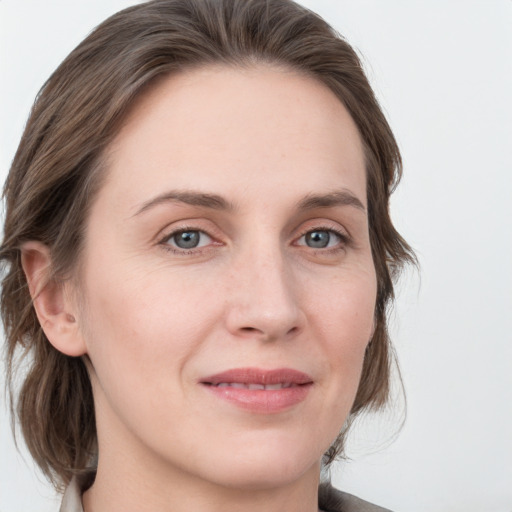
[296,229,344,249]
[163,229,212,250]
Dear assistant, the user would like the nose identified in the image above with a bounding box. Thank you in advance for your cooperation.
[224,246,305,342]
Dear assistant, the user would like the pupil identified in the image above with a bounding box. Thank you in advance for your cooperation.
[175,231,200,249]
[306,231,330,248]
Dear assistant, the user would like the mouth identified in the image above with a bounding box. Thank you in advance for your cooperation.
[208,382,300,390]
[200,367,313,413]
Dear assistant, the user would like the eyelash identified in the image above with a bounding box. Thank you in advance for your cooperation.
[294,225,351,253]
[158,225,351,255]
[158,226,217,255]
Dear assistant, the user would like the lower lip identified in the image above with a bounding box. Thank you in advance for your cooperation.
[203,384,312,413]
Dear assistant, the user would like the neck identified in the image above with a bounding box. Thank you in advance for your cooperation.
[83,398,322,512]
[83,458,322,512]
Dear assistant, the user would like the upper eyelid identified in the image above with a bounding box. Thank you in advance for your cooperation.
[163,230,213,251]
[156,219,221,241]
[155,218,352,244]
[293,219,351,239]
[158,228,219,256]
[159,227,215,247]
[161,227,210,239]
[296,223,347,235]
[294,227,349,247]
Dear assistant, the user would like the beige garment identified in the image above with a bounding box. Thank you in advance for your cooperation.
[60,474,392,512]
[59,476,84,512]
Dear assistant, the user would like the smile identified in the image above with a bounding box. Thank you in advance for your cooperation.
[211,382,299,389]
[200,367,313,413]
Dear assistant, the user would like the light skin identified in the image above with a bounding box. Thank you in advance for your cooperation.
[22,65,377,512]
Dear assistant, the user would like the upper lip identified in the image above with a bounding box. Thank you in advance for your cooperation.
[200,367,313,386]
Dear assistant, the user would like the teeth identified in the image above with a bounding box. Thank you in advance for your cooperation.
[265,384,284,390]
[214,382,295,390]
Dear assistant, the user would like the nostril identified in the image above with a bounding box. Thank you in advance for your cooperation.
[240,327,258,333]
[237,325,300,338]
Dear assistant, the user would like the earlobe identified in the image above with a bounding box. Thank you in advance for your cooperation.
[21,241,87,357]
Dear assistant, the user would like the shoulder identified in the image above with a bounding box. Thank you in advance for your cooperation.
[319,482,393,512]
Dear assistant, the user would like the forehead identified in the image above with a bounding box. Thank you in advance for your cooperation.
[102,64,366,211]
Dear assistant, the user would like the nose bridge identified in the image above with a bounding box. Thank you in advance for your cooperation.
[226,238,303,340]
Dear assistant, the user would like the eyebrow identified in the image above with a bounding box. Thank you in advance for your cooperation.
[133,188,365,217]
[133,190,235,217]
[297,190,366,213]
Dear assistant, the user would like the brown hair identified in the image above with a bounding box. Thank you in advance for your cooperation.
[1,0,415,489]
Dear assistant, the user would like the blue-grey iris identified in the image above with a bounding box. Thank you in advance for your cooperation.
[305,231,330,248]
[174,231,200,249]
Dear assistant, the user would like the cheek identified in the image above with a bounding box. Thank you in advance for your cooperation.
[289,267,376,452]
[79,262,218,394]
[312,263,377,341]
[309,267,377,391]
[77,265,225,450]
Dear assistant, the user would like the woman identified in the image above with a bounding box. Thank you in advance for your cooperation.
[1,0,414,510]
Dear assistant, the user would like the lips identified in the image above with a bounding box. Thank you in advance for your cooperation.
[200,367,313,413]
[213,382,295,390]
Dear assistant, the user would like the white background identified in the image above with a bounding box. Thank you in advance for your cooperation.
[1,1,511,511]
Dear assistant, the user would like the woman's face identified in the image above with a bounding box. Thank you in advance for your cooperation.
[76,65,376,489]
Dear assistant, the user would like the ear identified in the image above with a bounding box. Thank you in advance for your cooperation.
[21,241,87,357]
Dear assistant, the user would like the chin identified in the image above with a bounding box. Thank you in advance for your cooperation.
[193,435,324,491]
[209,462,319,492]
